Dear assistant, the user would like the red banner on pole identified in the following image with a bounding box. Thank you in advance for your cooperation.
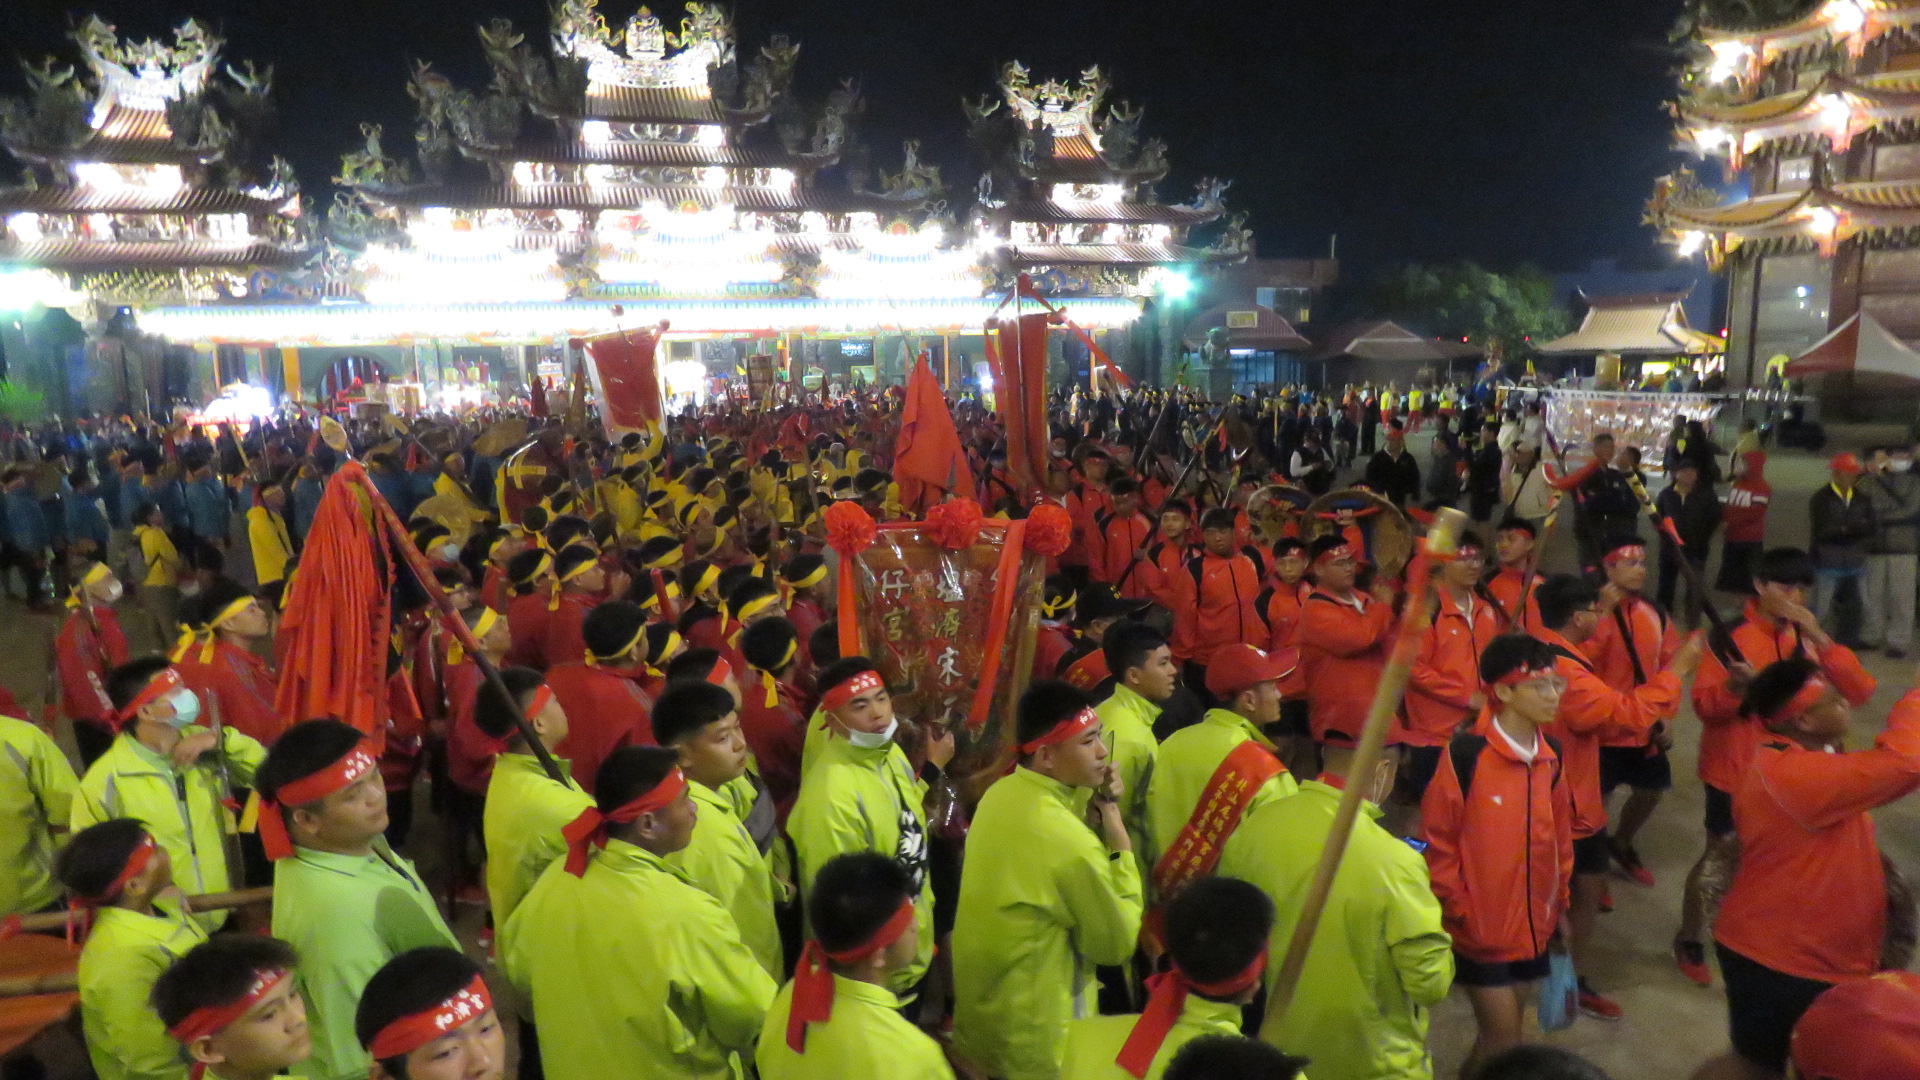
[584,324,666,437]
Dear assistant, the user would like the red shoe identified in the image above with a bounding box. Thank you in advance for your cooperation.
[1610,840,1656,887]
[1600,886,1614,913]
[1577,980,1623,1021]
[1673,939,1712,987]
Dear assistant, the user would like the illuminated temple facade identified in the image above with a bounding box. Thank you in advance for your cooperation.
[0,2,1247,409]
[1651,0,1920,405]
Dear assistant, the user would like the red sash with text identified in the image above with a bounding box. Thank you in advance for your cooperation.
[1151,739,1282,897]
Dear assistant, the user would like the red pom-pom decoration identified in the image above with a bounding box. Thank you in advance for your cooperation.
[1024,503,1073,558]
[824,501,878,554]
[925,498,984,550]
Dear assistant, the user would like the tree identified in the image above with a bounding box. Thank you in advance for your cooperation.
[1365,261,1570,363]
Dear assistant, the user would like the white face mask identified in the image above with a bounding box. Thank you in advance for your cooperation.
[437,542,461,562]
[179,581,202,598]
[101,580,124,604]
[844,717,898,750]
[1895,459,1914,474]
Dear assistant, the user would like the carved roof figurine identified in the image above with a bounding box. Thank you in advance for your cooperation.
[0,13,308,298]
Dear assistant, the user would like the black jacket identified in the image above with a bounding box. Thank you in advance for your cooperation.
[1809,484,1875,569]
[1364,448,1422,506]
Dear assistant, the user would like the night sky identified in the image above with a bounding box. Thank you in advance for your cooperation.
[2,0,1690,275]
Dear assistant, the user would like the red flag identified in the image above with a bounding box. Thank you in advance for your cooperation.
[273,462,395,742]
[894,354,976,515]
[584,325,665,437]
[989,312,1052,499]
[529,376,549,418]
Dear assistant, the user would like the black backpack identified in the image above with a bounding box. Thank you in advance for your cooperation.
[1448,730,1564,797]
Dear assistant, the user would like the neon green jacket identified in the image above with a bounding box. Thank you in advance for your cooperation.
[483,751,593,927]
[73,728,264,923]
[668,776,783,978]
[1059,996,1243,1080]
[78,900,209,1080]
[1,715,77,916]
[502,839,776,1080]
[755,974,955,1080]
[1217,780,1453,1080]
[785,734,934,994]
[1092,683,1161,872]
[951,767,1144,1080]
[271,843,457,1080]
[1142,709,1295,879]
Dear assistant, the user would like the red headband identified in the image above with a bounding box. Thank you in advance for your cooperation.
[116,668,184,730]
[786,899,917,1052]
[1768,675,1831,722]
[1019,707,1099,756]
[169,967,292,1079]
[476,686,553,758]
[258,744,377,861]
[368,974,493,1060]
[1602,544,1646,567]
[1115,950,1269,1078]
[705,657,733,688]
[559,768,689,876]
[1312,544,1356,568]
[1490,664,1558,689]
[66,833,158,947]
[820,670,884,712]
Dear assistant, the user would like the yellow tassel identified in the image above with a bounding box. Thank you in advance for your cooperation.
[761,671,779,709]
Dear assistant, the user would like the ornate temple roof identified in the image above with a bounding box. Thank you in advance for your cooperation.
[359,181,917,215]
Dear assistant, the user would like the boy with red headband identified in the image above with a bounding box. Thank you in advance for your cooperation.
[786,659,950,997]
[257,720,457,1080]
[503,746,775,1080]
[656,680,783,979]
[356,948,504,1080]
[1700,660,1920,1078]
[474,667,592,925]
[1483,518,1543,631]
[756,853,951,1080]
[1143,644,1298,902]
[952,682,1144,1080]
[1,709,77,919]
[1059,876,1271,1080]
[58,818,209,1080]
[1420,634,1572,1078]
[152,936,309,1080]
[1298,535,1397,749]
[75,658,266,927]
[543,600,657,793]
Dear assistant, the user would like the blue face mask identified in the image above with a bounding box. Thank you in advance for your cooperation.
[163,687,201,729]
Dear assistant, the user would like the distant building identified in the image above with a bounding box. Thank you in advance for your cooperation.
[1551,259,1724,336]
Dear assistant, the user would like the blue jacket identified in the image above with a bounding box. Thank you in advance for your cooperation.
[154,479,189,534]
[115,478,149,528]
[3,490,50,551]
[371,468,416,521]
[183,476,229,541]
[64,492,112,552]
[291,476,325,543]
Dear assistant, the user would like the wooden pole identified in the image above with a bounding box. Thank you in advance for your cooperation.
[1263,508,1470,1030]
[7,886,272,939]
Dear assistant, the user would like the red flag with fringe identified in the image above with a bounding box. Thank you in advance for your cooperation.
[986,312,1051,499]
[893,354,976,515]
[585,325,666,436]
[273,462,394,742]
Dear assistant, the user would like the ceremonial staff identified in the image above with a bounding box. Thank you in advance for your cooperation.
[1113,409,1227,593]
[1264,506,1471,1029]
[1,887,277,998]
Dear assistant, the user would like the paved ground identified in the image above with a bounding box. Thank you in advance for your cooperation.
[8,423,1917,1080]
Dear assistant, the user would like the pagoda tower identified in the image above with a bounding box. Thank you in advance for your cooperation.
[965,62,1248,298]
[0,16,306,305]
[337,0,976,307]
[1649,0,1920,399]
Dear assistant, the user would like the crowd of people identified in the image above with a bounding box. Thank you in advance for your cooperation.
[2,379,1918,1080]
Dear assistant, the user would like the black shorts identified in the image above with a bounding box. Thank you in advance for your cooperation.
[1451,949,1551,988]
[1572,830,1611,876]
[1599,744,1673,794]
[1716,942,1834,1073]
[1704,784,1735,838]
[1398,744,1445,803]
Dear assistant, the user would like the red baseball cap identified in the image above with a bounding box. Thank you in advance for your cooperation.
[1205,644,1298,699]
[1792,971,1920,1080]
[1831,452,1864,475]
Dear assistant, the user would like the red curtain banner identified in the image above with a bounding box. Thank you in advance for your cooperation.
[585,327,664,435]
[894,354,977,514]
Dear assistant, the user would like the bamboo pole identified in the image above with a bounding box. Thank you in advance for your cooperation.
[7,886,272,940]
[1263,508,1470,1030]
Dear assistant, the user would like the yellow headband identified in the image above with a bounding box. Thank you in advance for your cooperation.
[559,556,599,583]
[786,565,827,589]
[645,546,684,570]
[211,597,256,631]
[515,551,554,586]
[734,593,778,622]
[67,562,112,609]
[644,630,684,678]
[1041,590,1077,618]
[448,608,500,667]
[693,564,720,597]
[586,623,647,666]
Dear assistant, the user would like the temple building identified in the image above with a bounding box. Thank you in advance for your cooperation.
[0,17,306,411]
[1649,0,1920,409]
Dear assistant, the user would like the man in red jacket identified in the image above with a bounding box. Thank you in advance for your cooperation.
[1139,499,1199,611]
[545,600,656,793]
[1298,535,1396,748]
[1677,547,1877,986]
[1403,533,1505,806]
[1420,634,1574,1077]
[55,560,130,765]
[738,616,807,821]
[503,548,556,670]
[542,544,608,669]
[1484,517,1544,632]
[173,579,283,745]
[1583,536,1681,888]
[1093,478,1155,598]
[1532,573,1702,1021]
[1701,659,1920,1078]
[1168,508,1267,696]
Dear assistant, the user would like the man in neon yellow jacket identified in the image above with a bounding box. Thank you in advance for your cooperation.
[952,682,1145,1080]
[1092,623,1178,867]
[503,746,775,1080]
[757,852,954,1080]
[59,819,209,1080]
[1060,878,1276,1080]
[1218,747,1453,1080]
[1,712,77,917]
[477,669,593,926]
[1142,645,1298,894]
[74,660,264,927]
[657,680,783,978]
[786,660,951,995]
